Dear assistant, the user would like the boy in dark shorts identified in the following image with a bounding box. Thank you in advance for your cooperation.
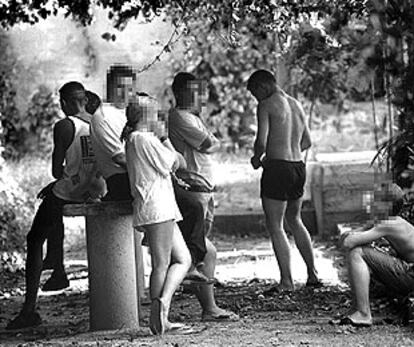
[339,182,414,327]
[247,69,319,292]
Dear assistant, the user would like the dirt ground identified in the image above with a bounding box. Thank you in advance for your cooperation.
[1,235,414,347]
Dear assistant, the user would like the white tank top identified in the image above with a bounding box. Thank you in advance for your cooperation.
[53,115,107,202]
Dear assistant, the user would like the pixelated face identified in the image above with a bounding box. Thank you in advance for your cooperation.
[127,97,166,137]
[114,76,135,104]
[187,80,208,112]
[363,186,395,221]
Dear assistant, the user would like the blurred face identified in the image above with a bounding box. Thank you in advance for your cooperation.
[363,188,395,221]
[188,80,208,113]
[112,75,136,106]
[127,97,166,137]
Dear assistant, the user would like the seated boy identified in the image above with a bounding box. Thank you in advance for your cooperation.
[42,91,104,273]
[339,182,414,326]
[6,82,106,330]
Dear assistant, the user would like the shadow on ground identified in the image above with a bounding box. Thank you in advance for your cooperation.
[0,238,413,346]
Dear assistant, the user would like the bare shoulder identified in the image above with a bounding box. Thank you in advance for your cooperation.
[284,93,305,118]
[378,216,413,233]
[261,92,289,120]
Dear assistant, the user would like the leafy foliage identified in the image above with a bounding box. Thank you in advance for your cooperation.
[2,84,60,159]
[0,0,413,181]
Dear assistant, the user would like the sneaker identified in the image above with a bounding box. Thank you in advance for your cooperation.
[42,273,70,291]
[6,311,42,330]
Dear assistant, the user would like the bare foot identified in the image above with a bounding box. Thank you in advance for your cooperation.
[264,283,294,295]
[201,307,240,322]
[333,311,372,327]
[346,311,373,326]
[150,298,166,335]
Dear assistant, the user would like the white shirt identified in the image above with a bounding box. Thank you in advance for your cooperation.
[90,103,126,179]
[126,131,182,228]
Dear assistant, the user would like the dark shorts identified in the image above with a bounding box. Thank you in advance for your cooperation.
[103,173,132,201]
[260,159,306,201]
[361,246,414,296]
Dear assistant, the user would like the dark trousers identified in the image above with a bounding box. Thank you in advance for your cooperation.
[174,185,214,264]
[103,173,132,201]
[27,192,67,266]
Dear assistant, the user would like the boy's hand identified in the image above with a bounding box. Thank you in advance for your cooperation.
[339,231,357,249]
[37,181,56,200]
[250,155,262,170]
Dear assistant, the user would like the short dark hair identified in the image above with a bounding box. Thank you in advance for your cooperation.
[59,81,86,102]
[247,69,277,97]
[171,72,196,105]
[85,90,101,115]
[106,64,136,101]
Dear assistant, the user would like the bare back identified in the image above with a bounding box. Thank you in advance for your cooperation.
[384,217,414,262]
[260,91,306,161]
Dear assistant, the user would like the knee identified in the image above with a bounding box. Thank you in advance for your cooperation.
[205,240,217,261]
[152,255,170,273]
[26,230,44,248]
[182,250,192,270]
[285,212,301,228]
[347,246,364,262]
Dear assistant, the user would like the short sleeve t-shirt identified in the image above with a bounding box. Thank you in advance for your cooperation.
[126,131,182,227]
[168,108,214,188]
[90,103,126,179]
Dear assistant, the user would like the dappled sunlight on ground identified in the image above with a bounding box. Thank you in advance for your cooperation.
[215,240,344,287]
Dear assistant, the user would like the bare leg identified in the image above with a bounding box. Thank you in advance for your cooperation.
[262,197,293,290]
[146,221,191,333]
[346,247,372,324]
[189,238,239,320]
[159,224,192,319]
[285,198,318,284]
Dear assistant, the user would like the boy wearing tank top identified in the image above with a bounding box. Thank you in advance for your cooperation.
[6,82,106,330]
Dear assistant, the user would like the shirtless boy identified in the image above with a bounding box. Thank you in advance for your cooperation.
[339,183,414,326]
[247,69,319,292]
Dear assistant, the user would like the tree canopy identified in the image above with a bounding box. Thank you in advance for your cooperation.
[1,0,414,184]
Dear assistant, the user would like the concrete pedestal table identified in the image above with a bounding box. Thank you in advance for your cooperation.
[63,200,143,331]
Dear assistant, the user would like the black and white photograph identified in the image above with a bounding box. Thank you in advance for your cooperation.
[1,1,414,345]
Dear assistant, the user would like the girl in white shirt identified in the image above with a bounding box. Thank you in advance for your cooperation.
[122,97,191,335]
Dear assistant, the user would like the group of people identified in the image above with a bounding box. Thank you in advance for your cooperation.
[5,65,414,334]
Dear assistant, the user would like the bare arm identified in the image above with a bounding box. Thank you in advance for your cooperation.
[297,102,311,151]
[112,153,127,170]
[251,102,268,169]
[52,119,74,179]
[300,124,312,151]
[199,134,220,153]
[162,138,187,170]
[340,220,400,249]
